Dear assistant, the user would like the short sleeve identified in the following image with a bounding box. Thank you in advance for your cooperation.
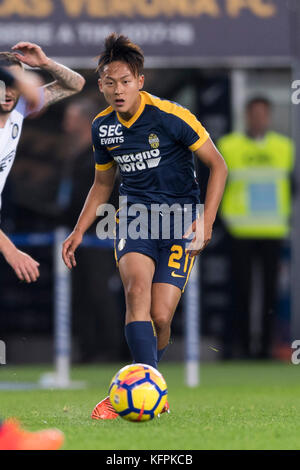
[177,111,209,151]
[159,103,209,152]
[92,120,116,171]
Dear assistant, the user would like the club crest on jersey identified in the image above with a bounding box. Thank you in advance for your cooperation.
[12,123,19,139]
[148,133,159,149]
[99,124,124,145]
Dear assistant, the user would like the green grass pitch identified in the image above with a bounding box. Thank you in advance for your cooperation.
[1,361,300,450]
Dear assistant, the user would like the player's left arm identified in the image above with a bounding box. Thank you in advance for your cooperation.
[11,42,85,109]
[184,138,228,257]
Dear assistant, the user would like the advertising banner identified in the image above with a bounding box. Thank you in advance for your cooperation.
[0,0,292,66]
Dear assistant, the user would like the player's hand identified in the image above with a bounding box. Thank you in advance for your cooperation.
[11,42,50,68]
[62,231,83,269]
[183,217,212,258]
[3,247,40,282]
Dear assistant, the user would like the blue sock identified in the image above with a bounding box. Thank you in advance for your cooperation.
[157,346,168,363]
[125,321,158,369]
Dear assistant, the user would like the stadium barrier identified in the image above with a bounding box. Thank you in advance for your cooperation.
[4,228,200,388]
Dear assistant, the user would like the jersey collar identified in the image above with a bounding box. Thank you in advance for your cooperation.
[117,92,145,128]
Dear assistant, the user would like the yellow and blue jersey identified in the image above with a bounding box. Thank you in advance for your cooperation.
[92,91,209,207]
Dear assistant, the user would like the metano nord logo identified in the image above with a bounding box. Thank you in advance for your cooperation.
[149,133,159,149]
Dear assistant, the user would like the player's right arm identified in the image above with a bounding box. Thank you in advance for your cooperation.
[0,229,39,282]
[62,165,117,269]
[62,114,117,269]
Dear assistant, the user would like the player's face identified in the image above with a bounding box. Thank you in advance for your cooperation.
[98,61,144,118]
[0,65,21,114]
[246,103,271,137]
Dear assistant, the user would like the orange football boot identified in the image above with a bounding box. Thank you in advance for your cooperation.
[91,396,119,420]
[0,419,64,450]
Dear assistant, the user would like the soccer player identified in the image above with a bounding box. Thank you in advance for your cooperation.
[62,34,228,419]
[0,42,85,283]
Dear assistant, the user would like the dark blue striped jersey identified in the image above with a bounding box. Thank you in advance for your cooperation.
[92,91,209,206]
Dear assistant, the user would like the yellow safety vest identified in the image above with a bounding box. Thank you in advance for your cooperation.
[218,131,294,238]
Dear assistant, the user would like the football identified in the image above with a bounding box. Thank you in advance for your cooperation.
[109,363,168,422]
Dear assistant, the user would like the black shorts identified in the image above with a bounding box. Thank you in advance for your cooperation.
[114,208,196,292]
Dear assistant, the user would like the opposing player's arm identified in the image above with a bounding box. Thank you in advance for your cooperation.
[0,229,40,283]
[62,165,117,269]
[184,138,228,257]
[41,60,85,107]
[11,42,85,108]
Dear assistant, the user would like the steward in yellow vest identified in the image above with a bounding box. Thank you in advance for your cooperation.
[217,97,294,359]
[219,125,293,239]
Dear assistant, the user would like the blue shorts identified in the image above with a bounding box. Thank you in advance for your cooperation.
[114,208,196,292]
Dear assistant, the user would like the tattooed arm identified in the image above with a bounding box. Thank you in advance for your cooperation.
[11,42,85,108]
[41,60,85,107]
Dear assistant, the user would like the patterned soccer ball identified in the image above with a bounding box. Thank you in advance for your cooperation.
[109,363,168,422]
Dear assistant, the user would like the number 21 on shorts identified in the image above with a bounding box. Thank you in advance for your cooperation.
[168,244,189,273]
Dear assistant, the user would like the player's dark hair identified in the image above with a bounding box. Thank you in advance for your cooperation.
[246,96,272,111]
[0,52,23,69]
[96,33,144,77]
